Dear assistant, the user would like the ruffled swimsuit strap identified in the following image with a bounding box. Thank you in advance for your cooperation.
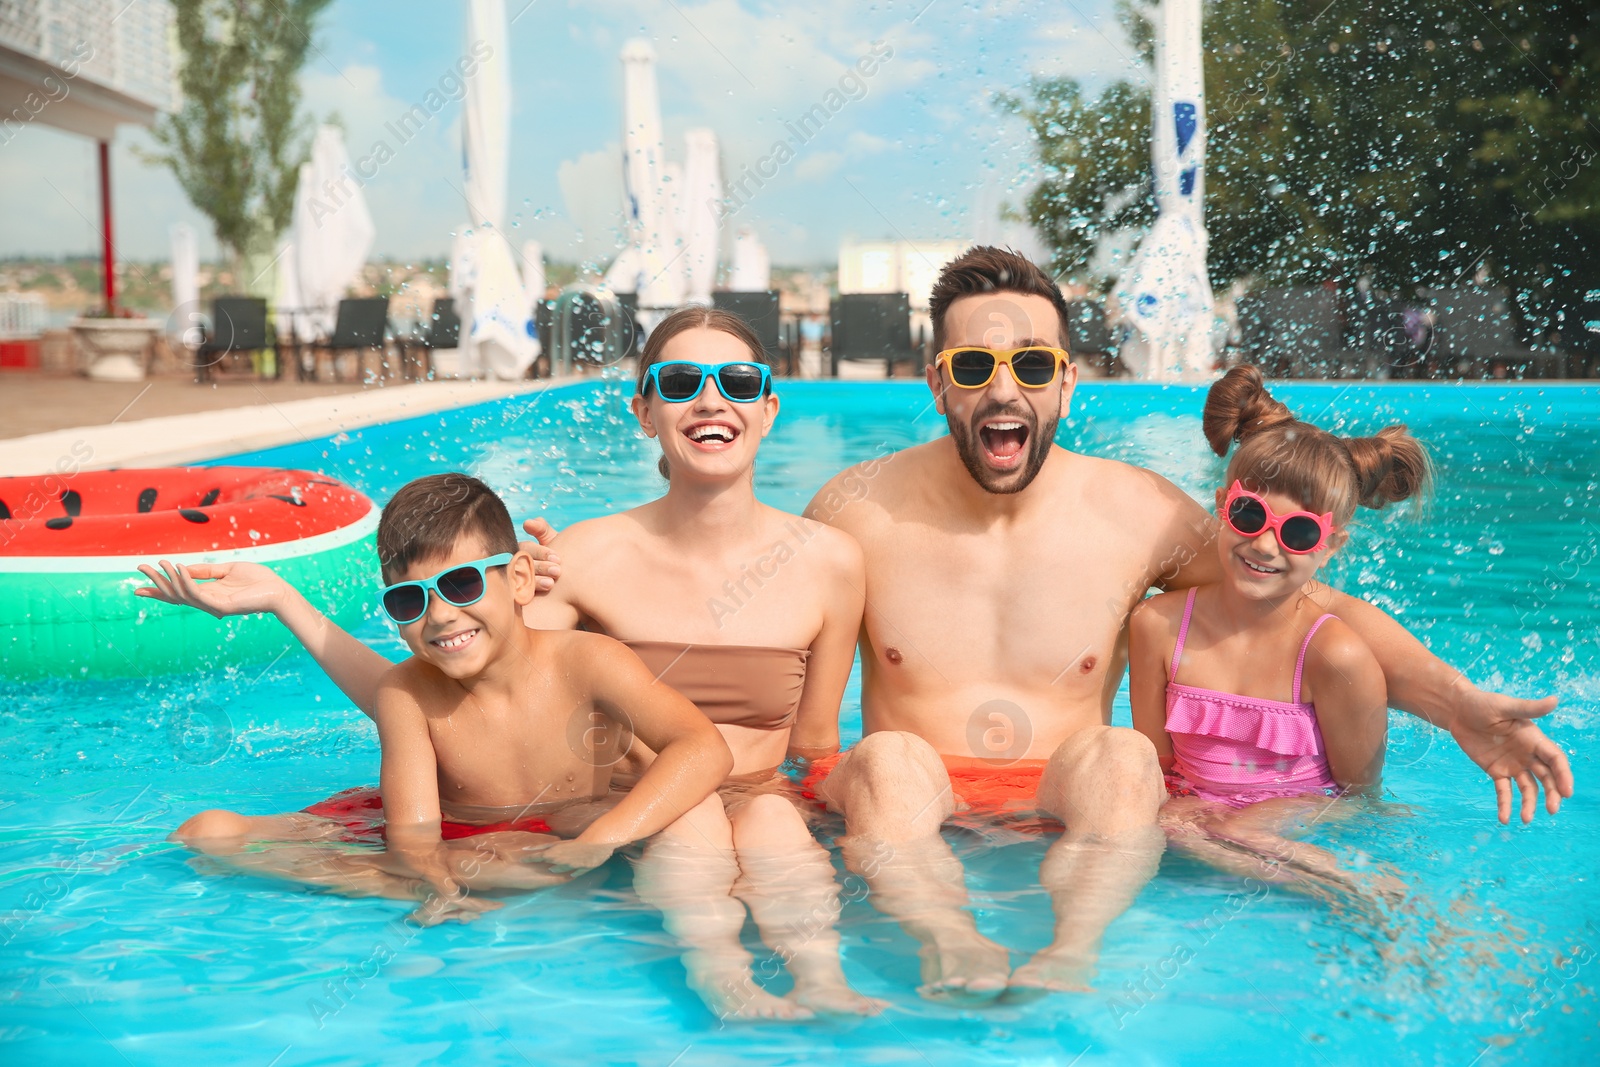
[1169,587,1198,682]
[1292,614,1339,704]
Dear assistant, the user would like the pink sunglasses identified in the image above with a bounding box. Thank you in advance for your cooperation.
[1222,481,1334,555]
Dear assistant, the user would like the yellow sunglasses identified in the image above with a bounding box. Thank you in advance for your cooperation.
[934,346,1071,389]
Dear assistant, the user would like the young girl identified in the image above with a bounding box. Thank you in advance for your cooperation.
[1129,364,1430,909]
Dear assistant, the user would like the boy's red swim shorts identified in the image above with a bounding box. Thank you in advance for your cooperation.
[302,786,554,844]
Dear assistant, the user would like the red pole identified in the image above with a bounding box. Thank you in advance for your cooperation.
[98,139,115,315]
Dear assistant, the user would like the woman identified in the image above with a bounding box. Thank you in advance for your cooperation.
[139,306,877,1020]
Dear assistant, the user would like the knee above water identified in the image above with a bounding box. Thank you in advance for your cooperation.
[1050,729,1162,793]
[171,808,250,842]
[851,730,942,777]
[731,793,809,846]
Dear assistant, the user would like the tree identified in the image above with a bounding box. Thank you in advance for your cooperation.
[1004,0,1600,344]
[147,0,334,293]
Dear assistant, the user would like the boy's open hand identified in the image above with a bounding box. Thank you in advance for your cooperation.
[528,839,614,874]
[135,560,290,618]
[519,517,562,593]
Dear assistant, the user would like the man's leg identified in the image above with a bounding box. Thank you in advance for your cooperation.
[820,731,1012,1002]
[728,793,884,1016]
[1011,725,1165,991]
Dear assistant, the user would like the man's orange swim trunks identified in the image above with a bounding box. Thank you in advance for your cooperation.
[800,751,1056,828]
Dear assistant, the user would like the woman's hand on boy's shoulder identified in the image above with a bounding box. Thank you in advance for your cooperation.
[519,516,563,593]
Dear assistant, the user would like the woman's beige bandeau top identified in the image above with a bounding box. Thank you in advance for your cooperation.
[622,640,810,731]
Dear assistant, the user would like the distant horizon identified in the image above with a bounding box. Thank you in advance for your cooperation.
[0,0,1126,266]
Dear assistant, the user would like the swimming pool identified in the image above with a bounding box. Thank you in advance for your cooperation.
[3,378,1595,1064]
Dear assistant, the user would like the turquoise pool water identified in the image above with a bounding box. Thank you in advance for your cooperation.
[2,378,1596,1065]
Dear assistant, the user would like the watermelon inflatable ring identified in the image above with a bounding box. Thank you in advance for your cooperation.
[0,467,378,679]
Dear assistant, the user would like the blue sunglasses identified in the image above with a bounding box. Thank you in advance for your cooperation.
[642,361,772,403]
[380,553,514,624]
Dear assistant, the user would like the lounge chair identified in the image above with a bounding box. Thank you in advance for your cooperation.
[829,293,918,377]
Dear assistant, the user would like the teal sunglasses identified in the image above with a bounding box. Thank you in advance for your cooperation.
[380,553,513,624]
[642,360,772,403]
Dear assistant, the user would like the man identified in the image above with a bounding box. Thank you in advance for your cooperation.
[796,246,1570,999]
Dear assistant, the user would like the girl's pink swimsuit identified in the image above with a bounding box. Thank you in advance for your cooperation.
[1165,588,1341,807]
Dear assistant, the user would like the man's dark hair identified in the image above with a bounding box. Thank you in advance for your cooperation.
[927,245,1073,354]
[376,473,517,581]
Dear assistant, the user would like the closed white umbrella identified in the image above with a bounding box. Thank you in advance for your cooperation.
[462,0,509,230]
[681,128,722,304]
[448,0,536,379]
[730,227,770,291]
[1115,0,1213,380]
[293,126,375,338]
[169,222,200,345]
[616,38,685,322]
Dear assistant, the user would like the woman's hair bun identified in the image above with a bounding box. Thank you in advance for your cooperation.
[1202,364,1295,457]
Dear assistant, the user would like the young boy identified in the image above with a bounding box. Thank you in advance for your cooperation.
[164,473,733,923]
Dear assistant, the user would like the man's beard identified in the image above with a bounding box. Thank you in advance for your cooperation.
[947,400,1059,495]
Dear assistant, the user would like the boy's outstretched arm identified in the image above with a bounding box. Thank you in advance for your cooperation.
[544,635,733,871]
[137,560,393,719]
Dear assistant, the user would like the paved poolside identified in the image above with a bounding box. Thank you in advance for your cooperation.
[0,374,560,476]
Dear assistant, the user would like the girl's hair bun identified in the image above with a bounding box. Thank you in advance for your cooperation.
[1345,425,1431,508]
[1202,364,1295,457]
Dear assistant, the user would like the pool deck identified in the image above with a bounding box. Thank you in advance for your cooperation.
[0,374,573,475]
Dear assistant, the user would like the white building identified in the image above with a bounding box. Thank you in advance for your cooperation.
[838,240,970,311]
[0,0,175,140]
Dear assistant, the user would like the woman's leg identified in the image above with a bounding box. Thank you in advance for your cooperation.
[727,793,885,1015]
[631,794,812,1021]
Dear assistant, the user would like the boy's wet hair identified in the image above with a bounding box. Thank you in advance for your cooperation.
[1204,364,1431,525]
[376,473,517,581]
[634,305,770,479]
[927,245,1074,355]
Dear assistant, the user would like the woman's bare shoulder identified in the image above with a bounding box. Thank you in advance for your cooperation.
[760,506,862,577]
[550,510,649,555]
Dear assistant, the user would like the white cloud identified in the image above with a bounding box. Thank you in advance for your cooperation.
[299,61,473,258]
[793,150,844,181]
[555,142,628,256]
[845,130,888,153]
[1026,12,1144,87]
[592,0,936,164]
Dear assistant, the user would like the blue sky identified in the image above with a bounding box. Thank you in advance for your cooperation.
[1,0,1134,266]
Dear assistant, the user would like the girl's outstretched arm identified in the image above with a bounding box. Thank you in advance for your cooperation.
[136,560,393,718]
